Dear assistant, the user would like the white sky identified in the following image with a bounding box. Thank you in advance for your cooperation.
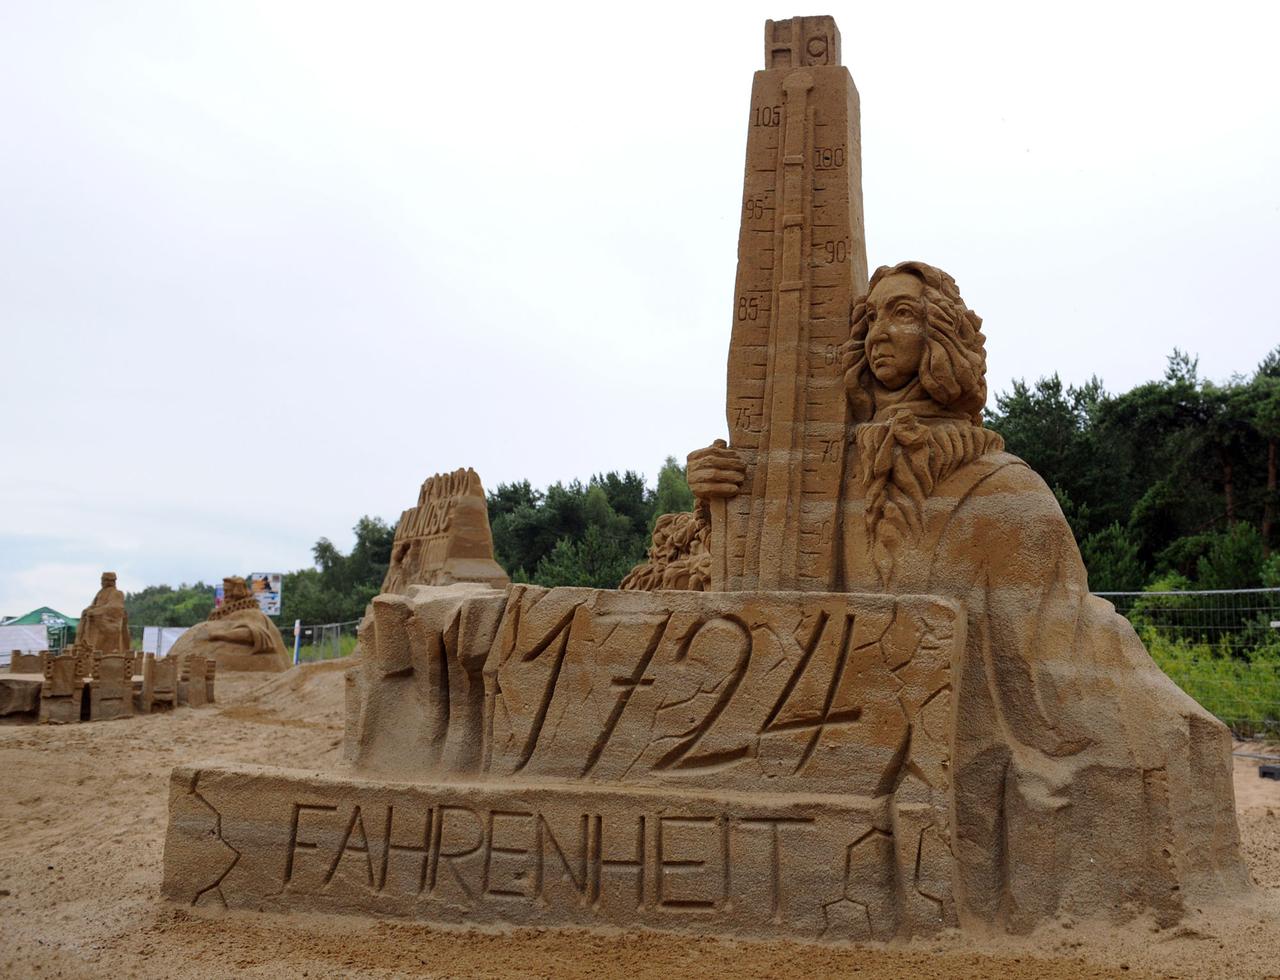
[2,0,1278,616]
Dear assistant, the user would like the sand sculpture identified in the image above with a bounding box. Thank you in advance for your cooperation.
[39,654,82,724]
[2,649,203,722]
[619,506,712,591]
[9,651,43,673]
[178,654,213,708]
[165,577,289,673]
[88,652,134,722]
[163,15,1247,941]
[382,468,510,594]
[0,653,44,715]
[141,652,179,713]
[73,572,130,656]
[341,467,510,661]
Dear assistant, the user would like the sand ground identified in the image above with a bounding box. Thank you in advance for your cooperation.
[2,660,1279,980]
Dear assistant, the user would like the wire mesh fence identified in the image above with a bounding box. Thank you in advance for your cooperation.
[6,589,1279,738]
[1097,587,1280,739]
[269,591,1280,738]
[276,619,361,663]
[1,619,363,665]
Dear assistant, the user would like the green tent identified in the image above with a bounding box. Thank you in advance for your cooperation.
[6,607,78,629]
[3,607,79,647]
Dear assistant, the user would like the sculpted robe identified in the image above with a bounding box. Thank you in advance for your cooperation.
[838,415,1249,929]
[78,584,129,654]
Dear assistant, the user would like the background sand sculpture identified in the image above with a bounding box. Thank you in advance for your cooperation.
[343,466,511,662]
[72,572,130,656]
[164,576,288,673]
[160,15,1248,941]
[620,506,712,591]
[382,468,510,594]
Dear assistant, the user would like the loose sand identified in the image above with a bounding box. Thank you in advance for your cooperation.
[2,660,1278,979]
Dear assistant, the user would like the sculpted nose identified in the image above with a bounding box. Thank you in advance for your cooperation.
[870,329,895,354]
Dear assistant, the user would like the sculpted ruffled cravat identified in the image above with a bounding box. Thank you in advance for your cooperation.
[855,409,1004,586]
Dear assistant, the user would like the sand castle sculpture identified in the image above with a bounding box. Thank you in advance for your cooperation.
[165,576,289,672]
[73,572,130,656]
[163,16,1247,941]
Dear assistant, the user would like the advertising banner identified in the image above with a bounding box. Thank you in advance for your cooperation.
[248,572,283,616]
[0,625,49,665]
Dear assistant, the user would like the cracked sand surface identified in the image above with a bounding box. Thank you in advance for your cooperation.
[2,659,1278,979]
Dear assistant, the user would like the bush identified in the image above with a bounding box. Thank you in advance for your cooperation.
[1195,523,1265,590]
[1081,522,1146,592]
[488,460,694,588]
[1126,574,1197,633]
[1139,627,1280,738]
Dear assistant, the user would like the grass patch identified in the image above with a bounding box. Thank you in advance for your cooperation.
[1138,626,1280,738]
[292,633,359,663]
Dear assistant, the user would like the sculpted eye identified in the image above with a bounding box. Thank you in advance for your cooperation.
[866,309,877,322]
[894,303,915,319]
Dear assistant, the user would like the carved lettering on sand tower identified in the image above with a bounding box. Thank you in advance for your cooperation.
[717,15,868,591]
[383,468,509,594]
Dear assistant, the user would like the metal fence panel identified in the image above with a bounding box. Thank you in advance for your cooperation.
[34,587,1277,739]
[1097,587,1280,738]
[277,619,361,664]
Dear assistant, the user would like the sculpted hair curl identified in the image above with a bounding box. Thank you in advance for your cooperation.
[843,261,989,424]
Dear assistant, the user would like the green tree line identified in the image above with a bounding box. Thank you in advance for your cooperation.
[486,459,693,590]
[122,461,692,628]
[124,348,1280,629]
[987,346,1280,592]
[122,516,397,629]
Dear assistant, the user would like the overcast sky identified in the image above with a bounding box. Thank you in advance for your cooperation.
[2,0,1277,617]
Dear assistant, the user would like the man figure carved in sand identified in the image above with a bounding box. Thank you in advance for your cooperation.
[75,571,130,655]
[165,576,288,672]
[687,261,1248,928]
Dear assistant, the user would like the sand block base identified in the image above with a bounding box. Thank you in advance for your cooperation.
[204,648,289,672]
[162,763,950,941]
[0,676,41,716]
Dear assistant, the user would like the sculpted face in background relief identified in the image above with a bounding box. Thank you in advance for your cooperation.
[619,507,713,591]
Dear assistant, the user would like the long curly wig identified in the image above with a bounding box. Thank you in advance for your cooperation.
[843,261,989,424]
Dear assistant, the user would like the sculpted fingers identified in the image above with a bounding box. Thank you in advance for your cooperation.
[687,439,730,462]
[688,448,743,472]
[690,467,746,486]
[690,481,743,498]
[687,440,746,499]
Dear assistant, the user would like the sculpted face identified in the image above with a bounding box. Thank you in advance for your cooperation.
[864,272,927,390]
